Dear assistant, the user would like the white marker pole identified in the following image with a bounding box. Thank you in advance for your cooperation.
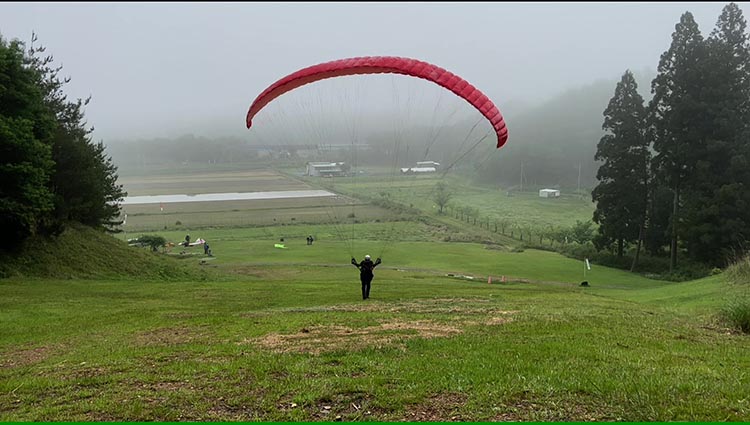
[584,258,591,280]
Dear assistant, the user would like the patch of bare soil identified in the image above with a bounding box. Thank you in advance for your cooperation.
[228,265,277,279]
[247,298,518,317]
[112,372,263,421]
[205,401,257,421]
[490,394,618,421]
[276,389,384,421]
[242,298,517,354]
[399,392,469,422]
[247,319,464,355]
[63,365,110,380]
[1,344,61,368]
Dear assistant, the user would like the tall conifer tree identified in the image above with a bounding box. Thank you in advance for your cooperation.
[593,71,649,259]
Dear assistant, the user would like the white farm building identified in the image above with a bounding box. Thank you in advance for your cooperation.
[306,162,347,177]
[400,167,437,174]
[539,189,561,198]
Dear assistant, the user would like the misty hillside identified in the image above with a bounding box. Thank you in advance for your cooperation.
[475,70,655,190]
[105,70,656,188]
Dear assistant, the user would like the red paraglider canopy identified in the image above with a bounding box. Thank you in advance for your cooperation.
[245,56,509,149]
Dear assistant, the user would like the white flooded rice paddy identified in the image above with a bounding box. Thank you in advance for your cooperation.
[121,190,336,205]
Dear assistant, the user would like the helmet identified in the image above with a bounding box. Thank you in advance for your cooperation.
[365,255,371,260]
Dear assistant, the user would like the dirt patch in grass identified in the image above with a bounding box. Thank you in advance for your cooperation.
[228,265,278,279]
[490,393,619,421]
[227,265,303,281]
[132,326,211,347]
[398,392,615,422]
[244,298,517,354]
[247,319,464,355]
[462,314,516,327]
[261,298,518,316]
[205,400,258,421]
[164,313,198,320]
[110,372,265,421]
[1,344,61,368]
[400,392,469,421]
[84,412,120,421]
[62,365,110,381]
[276,389,384,421]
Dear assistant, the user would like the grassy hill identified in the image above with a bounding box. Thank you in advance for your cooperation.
[1,221,748,421]
[0,223,209,281]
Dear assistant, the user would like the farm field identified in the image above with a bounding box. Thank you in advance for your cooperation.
[118,168,398,232]
[119,169,311,196]
[119,167,596,233]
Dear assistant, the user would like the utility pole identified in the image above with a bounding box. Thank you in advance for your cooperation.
[577,161,581,197]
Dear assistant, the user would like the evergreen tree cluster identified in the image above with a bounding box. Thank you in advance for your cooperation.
[0,33,126,249]
[593,3,750,269]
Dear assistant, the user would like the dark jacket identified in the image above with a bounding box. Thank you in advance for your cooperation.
[352,257,381,277]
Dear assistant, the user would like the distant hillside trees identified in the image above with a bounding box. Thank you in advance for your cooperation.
[595,3,750,269]
[0,33,126,249]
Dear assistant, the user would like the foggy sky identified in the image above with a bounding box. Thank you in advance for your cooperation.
[1,2,746,142]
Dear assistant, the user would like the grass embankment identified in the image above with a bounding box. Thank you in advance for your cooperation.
[2,222,749,421]
[0,224,209,281]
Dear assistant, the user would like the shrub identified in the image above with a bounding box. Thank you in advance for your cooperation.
[132,234,167,252]
[721,297,750,334]
[725,254,750,285]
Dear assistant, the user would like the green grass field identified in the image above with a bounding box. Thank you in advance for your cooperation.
[2,166,748,421]
[2,221,749,421]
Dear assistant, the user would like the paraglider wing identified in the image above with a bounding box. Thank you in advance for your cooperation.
[245,56,509,148]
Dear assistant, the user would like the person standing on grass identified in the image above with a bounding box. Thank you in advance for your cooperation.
[351,255,381,300]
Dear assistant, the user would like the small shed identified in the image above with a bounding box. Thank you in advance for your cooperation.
[306,162,346,177]
[539,189,561,198]
[400,167,437,174]
[416,161,441,169]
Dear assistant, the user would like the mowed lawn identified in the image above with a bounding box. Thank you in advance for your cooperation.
[2,225,749,421]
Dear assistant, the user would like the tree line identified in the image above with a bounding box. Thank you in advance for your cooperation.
[592,3,750,270]
[0,33,125,249]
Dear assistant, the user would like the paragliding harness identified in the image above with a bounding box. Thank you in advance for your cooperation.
[352,257,381,299]
[352,257,381,277]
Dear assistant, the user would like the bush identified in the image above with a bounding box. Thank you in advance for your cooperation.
[725,254,750,285]
[556,242,712,281]
[131,234,167,252]
[721,297,750,334]
[558,241,598,260]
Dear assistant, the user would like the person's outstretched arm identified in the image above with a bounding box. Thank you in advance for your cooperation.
[374,257,382,267]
